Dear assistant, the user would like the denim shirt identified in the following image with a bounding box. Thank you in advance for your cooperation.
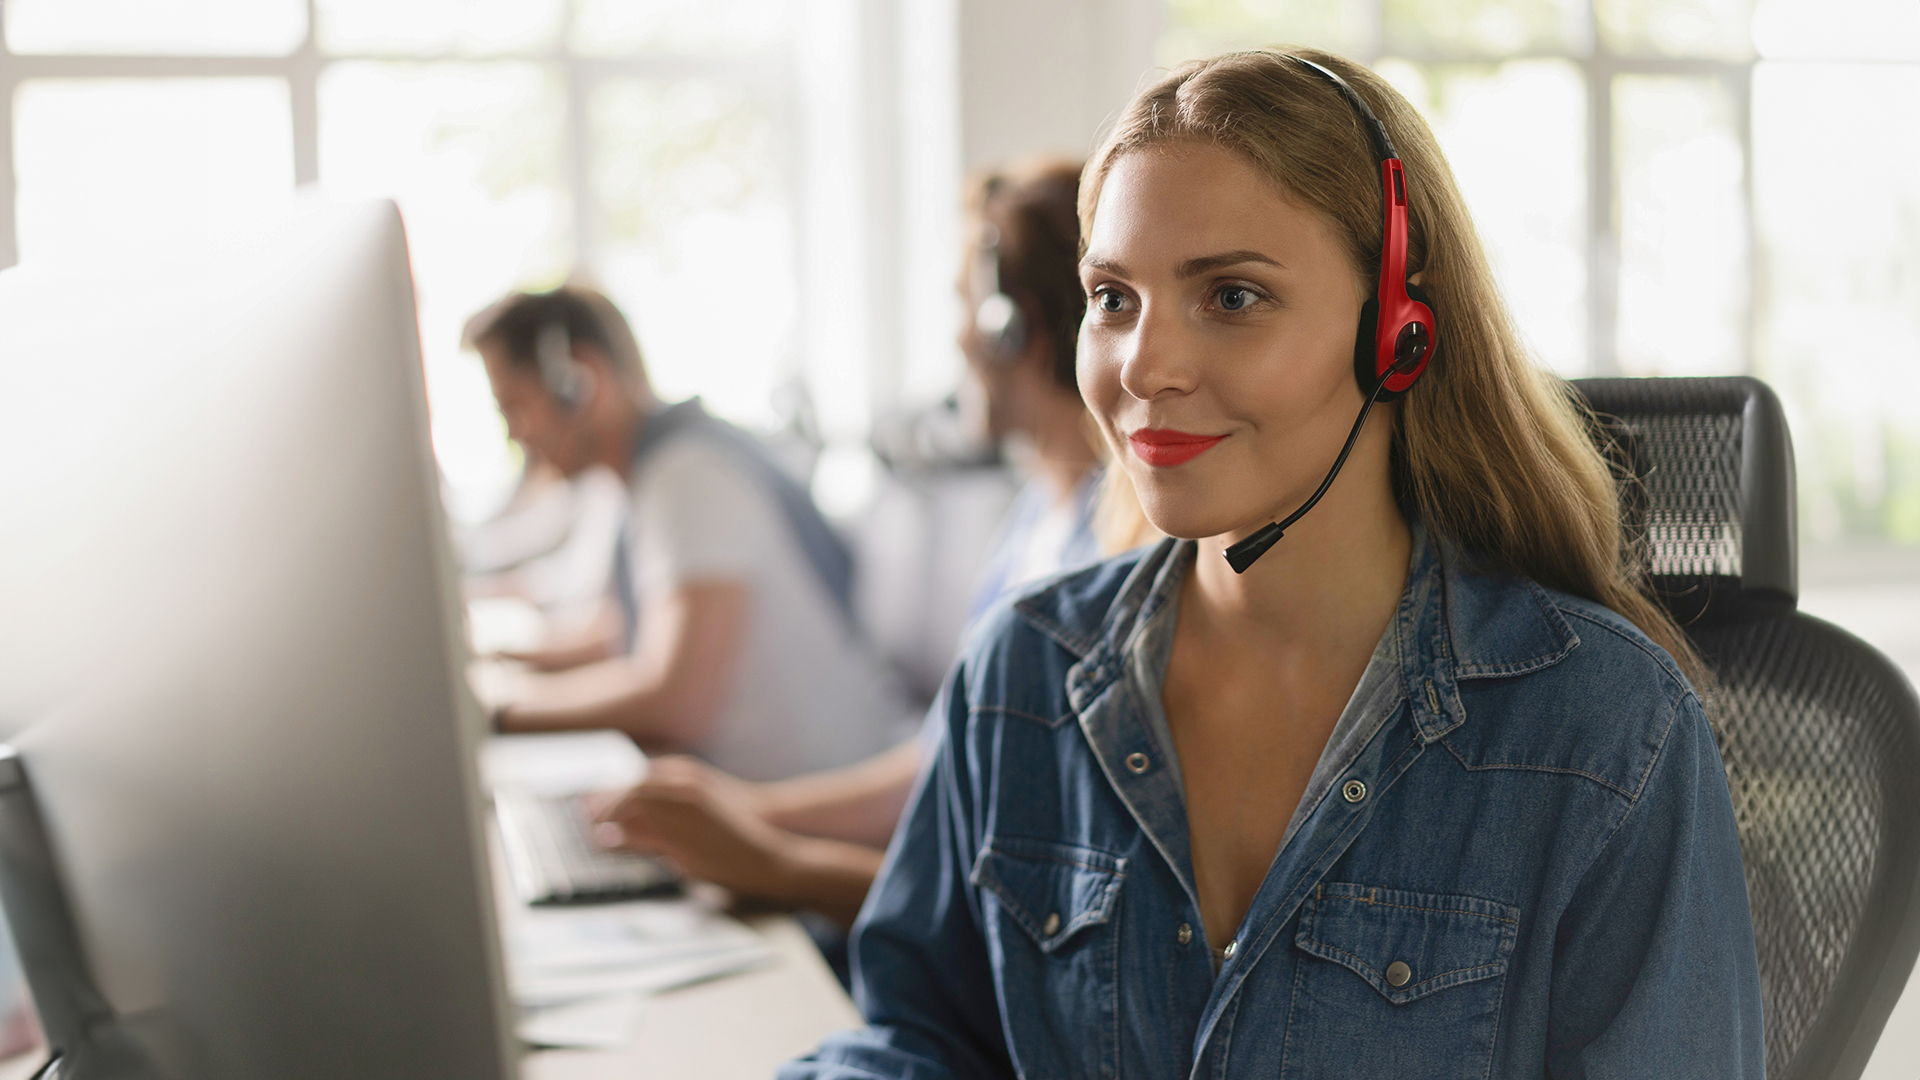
[783,527,1765,1080]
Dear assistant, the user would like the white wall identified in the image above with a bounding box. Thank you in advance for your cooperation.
[882,0,1163,413]
[956,0,1161,174]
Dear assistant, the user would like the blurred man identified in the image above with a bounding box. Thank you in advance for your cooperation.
[468,287,910,782]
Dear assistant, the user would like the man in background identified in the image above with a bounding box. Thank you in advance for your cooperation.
[468,287,911,782]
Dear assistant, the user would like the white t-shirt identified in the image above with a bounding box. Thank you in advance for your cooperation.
[626,432,911,782]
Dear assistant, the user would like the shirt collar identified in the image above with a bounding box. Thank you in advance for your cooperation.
[1014,519,1583,742]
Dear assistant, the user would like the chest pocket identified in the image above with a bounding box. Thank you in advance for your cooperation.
[970,837,1126,1080]
[1281,883,1519,1080]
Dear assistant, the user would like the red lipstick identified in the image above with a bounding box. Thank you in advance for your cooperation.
[1128,428,1226,467]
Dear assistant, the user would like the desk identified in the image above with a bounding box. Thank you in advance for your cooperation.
[0,913,858,1080]
[526,912,859,1080]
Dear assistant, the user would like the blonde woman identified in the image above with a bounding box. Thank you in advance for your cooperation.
[784,49,1761,1079]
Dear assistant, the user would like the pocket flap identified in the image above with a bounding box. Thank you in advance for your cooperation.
[1295,882,1519,1005]
[970,837,1126,953]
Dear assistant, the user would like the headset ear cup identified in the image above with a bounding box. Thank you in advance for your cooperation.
[999,304,1028,361]
[1352,297,1382,393]
[1395,280,1438,394]
[1355,284,1439,402]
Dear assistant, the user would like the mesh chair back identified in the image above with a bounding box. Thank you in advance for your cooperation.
[1575,376,1920,1080]
[1577,376,1796,625]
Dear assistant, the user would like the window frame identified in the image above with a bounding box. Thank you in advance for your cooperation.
[1311,6,1761,377]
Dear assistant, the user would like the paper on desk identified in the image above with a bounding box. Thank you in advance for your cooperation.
[512,944,773,1007]
[504,897,763,972]
[482,731,648,796]
[518,991,647,1050]
[500,896,774,1008]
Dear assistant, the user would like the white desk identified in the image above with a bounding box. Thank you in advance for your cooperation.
[0,913,858,1080]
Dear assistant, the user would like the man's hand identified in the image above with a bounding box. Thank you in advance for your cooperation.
[592,756,792,899]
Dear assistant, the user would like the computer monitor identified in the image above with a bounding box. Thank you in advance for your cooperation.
[0,200,515,1078]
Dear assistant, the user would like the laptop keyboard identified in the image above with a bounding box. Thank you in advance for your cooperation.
[493,789,679,906]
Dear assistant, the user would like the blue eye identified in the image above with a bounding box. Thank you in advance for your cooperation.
[1096,289,1128,313]
[1218,286,1254,311]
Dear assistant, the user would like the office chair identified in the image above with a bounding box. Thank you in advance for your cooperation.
[1575,376,1920,1080]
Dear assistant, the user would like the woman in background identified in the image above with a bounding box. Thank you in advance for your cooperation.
[783,49,1761,1078]
[593,159,1155,930]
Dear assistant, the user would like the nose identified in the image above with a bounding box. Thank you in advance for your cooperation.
[1116,299,1200,402]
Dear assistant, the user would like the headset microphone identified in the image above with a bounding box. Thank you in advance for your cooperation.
[1222,56,1439,575]
[1223,345,1427,573]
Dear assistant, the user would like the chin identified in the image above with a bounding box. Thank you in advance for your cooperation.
[1130,470,1274,543]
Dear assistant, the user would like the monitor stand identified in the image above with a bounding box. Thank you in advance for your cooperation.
[0,747,161,1080]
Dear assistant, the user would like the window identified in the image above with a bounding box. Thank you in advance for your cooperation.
[1161,0,1920,545]
[0,0,830,522]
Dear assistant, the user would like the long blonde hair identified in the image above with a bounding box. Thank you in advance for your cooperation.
[1081,48,1706,688]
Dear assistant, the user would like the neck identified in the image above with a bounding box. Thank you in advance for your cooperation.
[1185,444,1410,654]
[1023,387,1101,504]
[597,392,648,481]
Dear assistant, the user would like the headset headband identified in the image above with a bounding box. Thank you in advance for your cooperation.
[1289,57,1400,165]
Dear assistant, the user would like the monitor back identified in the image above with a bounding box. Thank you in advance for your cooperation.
[0,201,515,1079]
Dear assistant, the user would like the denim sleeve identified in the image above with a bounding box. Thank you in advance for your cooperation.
[1547,690,1766,1078]
[778,665,1012,1080]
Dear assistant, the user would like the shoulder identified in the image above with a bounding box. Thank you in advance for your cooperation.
[629,430,767,518]
[946,547,1158,728]
[632,427,748,487]
[1441,558,1705,806]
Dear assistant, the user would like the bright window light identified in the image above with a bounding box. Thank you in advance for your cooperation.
[570,0,789,57]
[1755,62,1920,541]
[1383,0,1585,56]
[589,78,796,428]
[1596,0,1754,58]
[1751,0,1920,61]
[1614,74,1747,377]
[13,79,294,268]
[1381,59,1590,376]
[4,0,306,56]
[314,0,563,57]
[318,61,571,521]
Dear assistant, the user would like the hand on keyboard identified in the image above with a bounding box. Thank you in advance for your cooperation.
[594,757,796,900]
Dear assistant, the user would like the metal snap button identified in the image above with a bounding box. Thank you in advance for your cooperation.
[1125,752,1150,774]
[1176,923,1192,946]
[1385,960,1412,988]
[1342,779,1367,803]
[1043,912,1061,935]
[1222,939,1237,960]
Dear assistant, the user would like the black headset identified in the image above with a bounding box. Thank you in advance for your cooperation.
[1223,56,1440,574]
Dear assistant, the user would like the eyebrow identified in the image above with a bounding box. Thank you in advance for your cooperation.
[1175,250,1285,277]
[1079,250,1285,279]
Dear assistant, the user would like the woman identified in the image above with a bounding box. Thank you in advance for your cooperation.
[783,49,1763,1078]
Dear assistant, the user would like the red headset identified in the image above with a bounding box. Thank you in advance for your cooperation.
[1289,56,1439,398]
[1223,56,1439,573]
